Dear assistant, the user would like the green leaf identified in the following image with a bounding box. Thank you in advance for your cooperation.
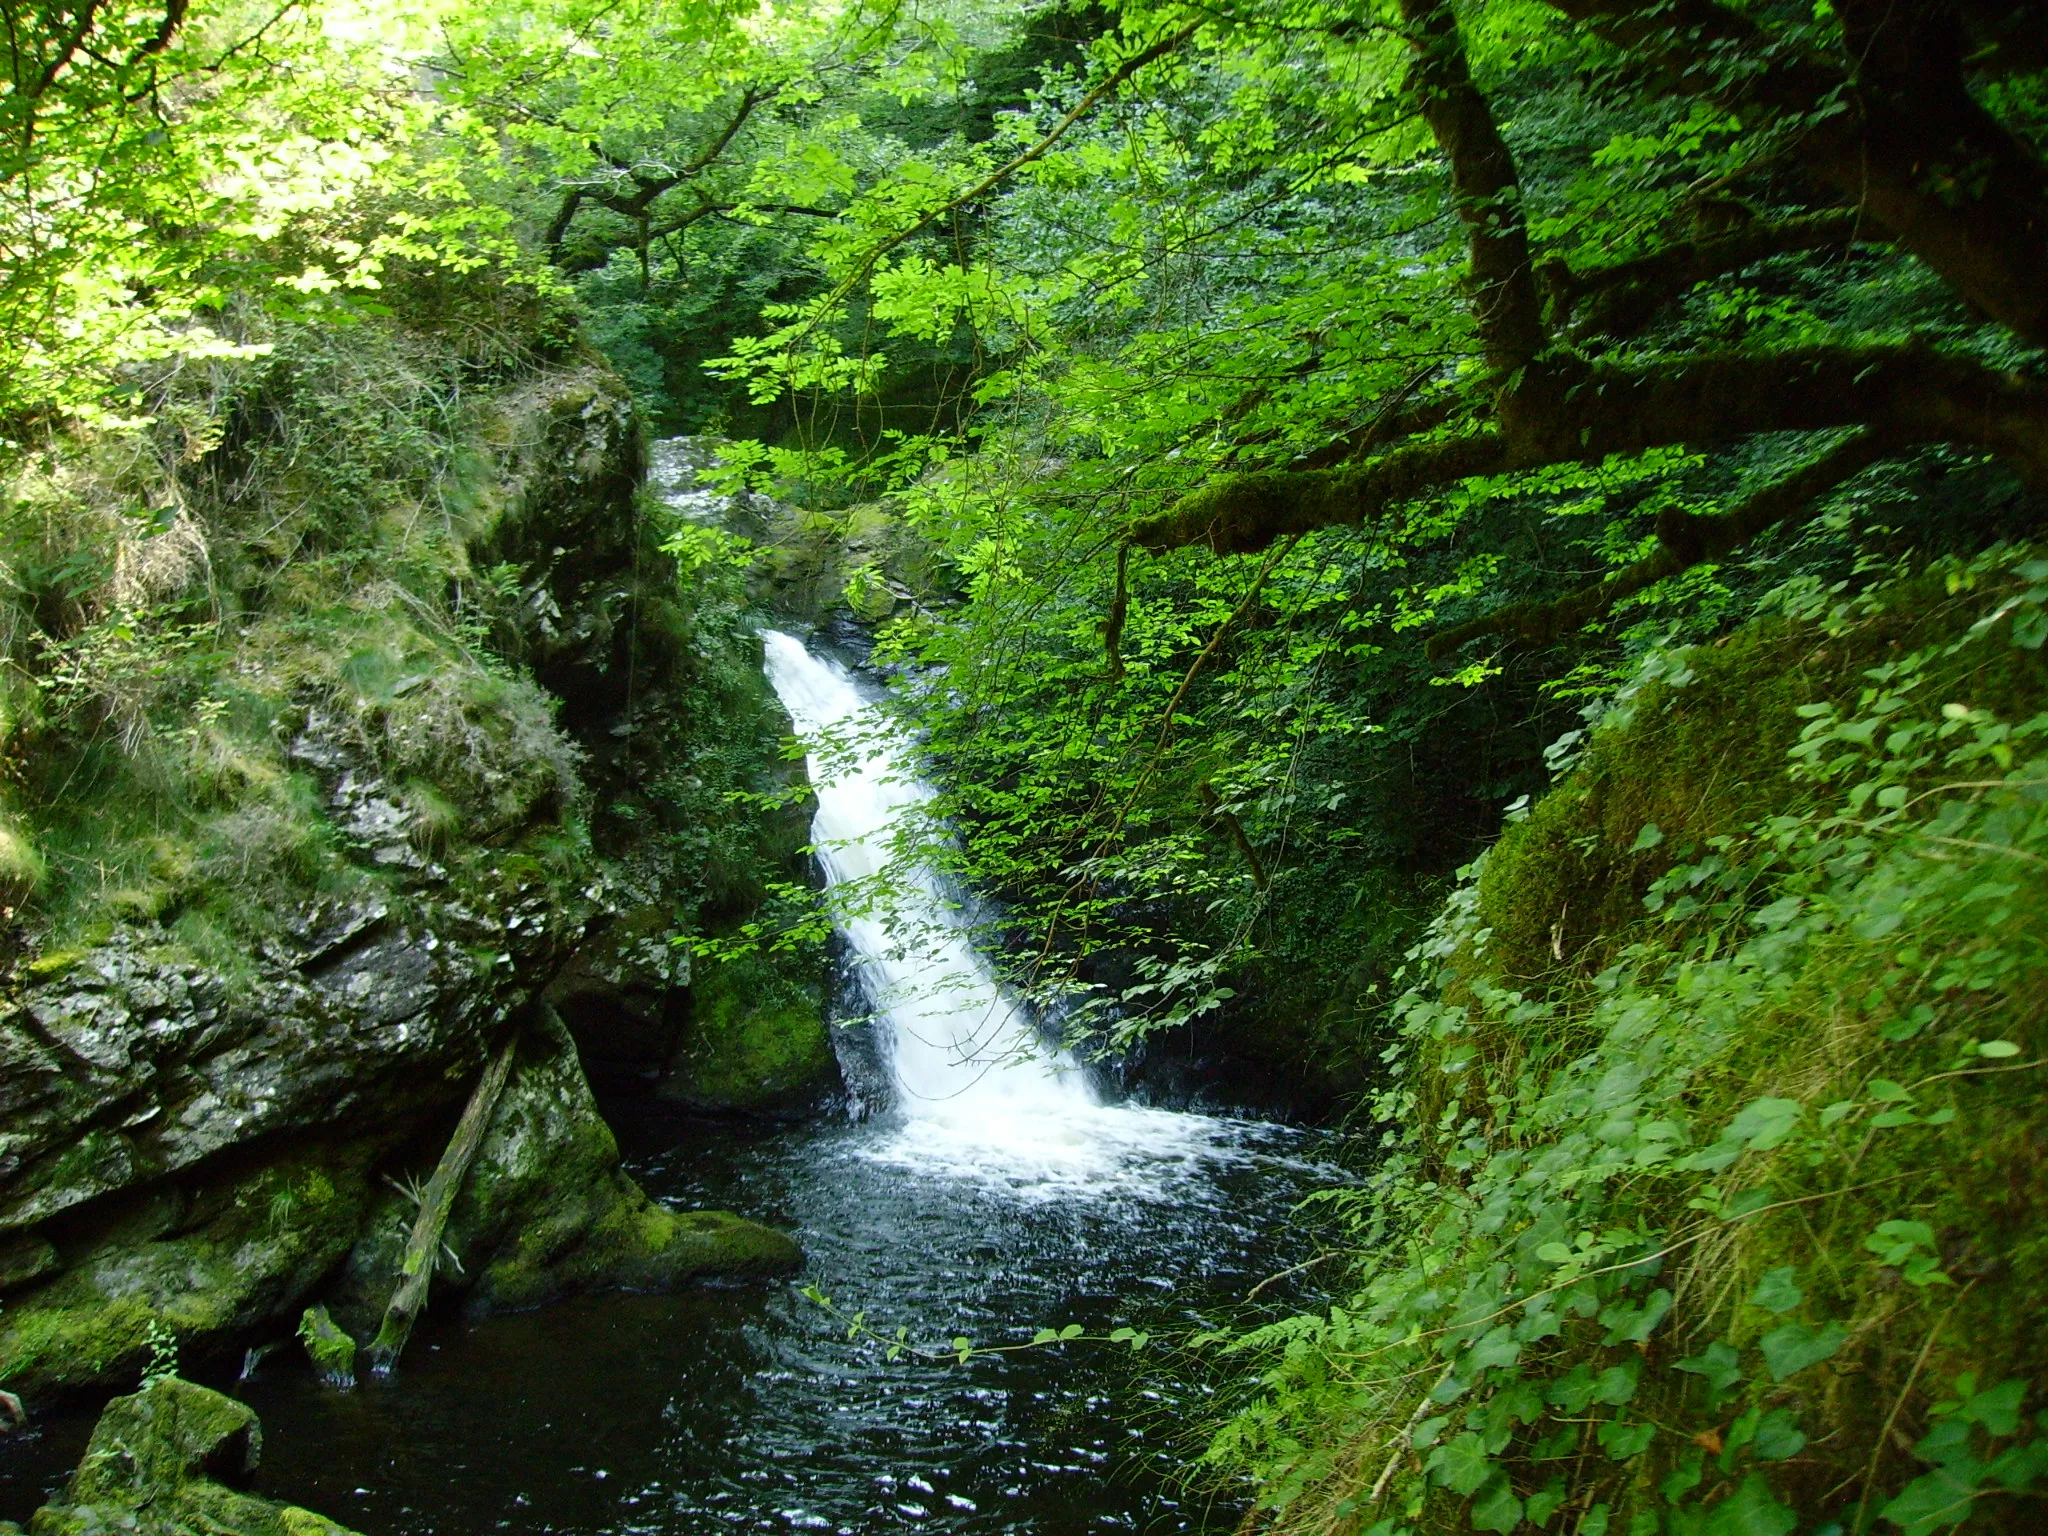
[1597,1418,1655,1459]
[1661,1450,1705,1503]
[1591,1363,1640,1406]
[1724,1098,1802,1151]
[1702,1474,1797,1536]
[1469,1478,1524,1534]
[1426,1432,1494,1495]
[1525,1481,1567,1527]
[1760,1320,1848,1381]
[1601,1287,1672,1345]
[1631,822,1665,852]
[1675,1340,1743,1396]
[1749,1267,1803,1313]
[1977,1039,2021,1058]
[1957,1377,2028,1436]
[1751,1410,1807,1461]
[1058,1323,1084,1340]
[1880,1464,1985,1536]
[1985,1437,2048,1491]
[1032,1327,1059,1344]
[1865,1220,1938,1267]
[1466,1325,1522,1372]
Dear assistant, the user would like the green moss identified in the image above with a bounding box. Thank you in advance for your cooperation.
[25,946,89,978]
[23,1377,366,1535]
[296,1306,356,1389]
[666,947,832,1110]
[1476,622,1817,985]
[1216,548,2048,1536]
[0,1145,375,1400]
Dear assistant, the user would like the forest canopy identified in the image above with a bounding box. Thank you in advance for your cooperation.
[6,0,2046,1030]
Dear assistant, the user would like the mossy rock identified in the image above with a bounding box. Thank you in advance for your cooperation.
[1476,625,1817,985]
[326,1010,800,1332]
[1476,562,2048,988]
[296,1306,355,1389]
[24,1376,363,1536]
[0,1144,378,1403]
[660,948,836,1113]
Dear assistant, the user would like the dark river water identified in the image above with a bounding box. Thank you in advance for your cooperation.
[3,618,1349,1534]
[1,1105,1343,1535]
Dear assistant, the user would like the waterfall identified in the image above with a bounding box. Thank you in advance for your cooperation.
[760,630,1223,1198]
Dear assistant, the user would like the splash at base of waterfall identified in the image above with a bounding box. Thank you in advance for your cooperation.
[760,629,1234,1202]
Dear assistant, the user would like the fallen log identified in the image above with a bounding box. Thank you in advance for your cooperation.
[365,1036,519,1375]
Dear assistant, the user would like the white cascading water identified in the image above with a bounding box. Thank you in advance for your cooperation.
[761,630,1225,1198]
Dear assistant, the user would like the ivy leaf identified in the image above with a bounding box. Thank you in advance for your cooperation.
[1751,1409,1807,1461]
[1596,1418,1655,1459]
[1591,1363,1640,1406]
[1524,1482,1568,1527]
[1630,822,1665,852]
[1880,1464,1985,1536]
[1675,1340,1743,1396]
[1425,1432,1494,1495]
[1760,1320,1848,1381]
[1702,1474,1797,1536]
[1749,1267,1803,1314]
[1600,1287,1672,1345]
[1469,1477,1524,1534]
[1466,1325,1521,1373]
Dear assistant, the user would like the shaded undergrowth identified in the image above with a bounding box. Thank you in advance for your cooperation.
[1207,547,2048,1536]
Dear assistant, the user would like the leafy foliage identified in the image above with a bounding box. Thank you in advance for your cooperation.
[1199,548,2048,1532]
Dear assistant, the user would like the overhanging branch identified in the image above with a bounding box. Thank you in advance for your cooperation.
[1132,433,1509,554]
[1134,345,2048,556]
[1545,211,1869,338]
[1423,429,1888,659]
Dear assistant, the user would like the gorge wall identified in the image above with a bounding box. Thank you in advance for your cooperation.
[0,297,828,1408]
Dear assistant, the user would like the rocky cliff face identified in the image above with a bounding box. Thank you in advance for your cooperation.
[0,337,819,1409]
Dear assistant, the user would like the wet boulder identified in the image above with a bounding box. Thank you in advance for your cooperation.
[657,949,835,1117]
[18,1376,360,1535]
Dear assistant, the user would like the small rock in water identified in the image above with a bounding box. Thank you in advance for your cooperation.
[298,1304,358,1389]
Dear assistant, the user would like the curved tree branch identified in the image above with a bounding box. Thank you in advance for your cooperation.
[1397,0,1548,373]
[1545,211,1870,338]
[1423,429,1889,659]
[1133,432,1509,554]
[1543,0,2048,349]
[1134,346,2048,555]
[545,87,770,258]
